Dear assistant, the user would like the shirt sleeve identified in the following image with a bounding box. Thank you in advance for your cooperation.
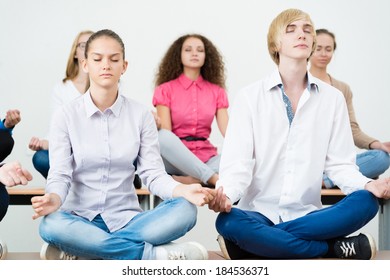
[45,108,72,204]
[216,89,255,203]
[152,84,171,107]
[0,120,12,134]
[216,87,229,109]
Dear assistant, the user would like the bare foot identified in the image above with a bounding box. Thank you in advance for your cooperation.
[172,175,202,185]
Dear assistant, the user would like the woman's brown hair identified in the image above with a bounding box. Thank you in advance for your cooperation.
[155,34,226,88]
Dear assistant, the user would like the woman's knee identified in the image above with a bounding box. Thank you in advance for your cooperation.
[39,214,58,241]
[158,129,174,143]
[32,150,50,178]
[173,197,198,221]
[374,150,390,173]
[32,150,49,166]
[158,129,178,152]
[39,212,69,242]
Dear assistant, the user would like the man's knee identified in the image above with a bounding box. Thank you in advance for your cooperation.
[0,131,14,161]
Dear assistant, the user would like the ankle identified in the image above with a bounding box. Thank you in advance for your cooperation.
[324,239,336,258]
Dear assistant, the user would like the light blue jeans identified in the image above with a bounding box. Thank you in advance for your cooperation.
[39,197,197,260]
[158,129,220,184]
[216,190,378,259]
[324,149,390,188]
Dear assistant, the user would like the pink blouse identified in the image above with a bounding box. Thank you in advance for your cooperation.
[153,74,229,162]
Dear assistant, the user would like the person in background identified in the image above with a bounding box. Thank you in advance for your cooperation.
[28,30,142,188]
[208,8,390,260]
[309,28,390,188]
[0,109,21,162]
[0,161,33,260]
[31,29,214,260]
[153,33,229,188]
[28,30,93,179]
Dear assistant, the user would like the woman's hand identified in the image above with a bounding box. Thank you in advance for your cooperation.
[31,193,62,219]
[28,137,49,151]
[173,183,215,206]
[369,141,390,153]
[365,177,390,199]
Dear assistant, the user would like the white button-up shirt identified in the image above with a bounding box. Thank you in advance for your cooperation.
[217,70,370,224]
[47,92,179,232]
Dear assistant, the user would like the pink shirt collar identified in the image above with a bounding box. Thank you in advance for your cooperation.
[178,73,205,90]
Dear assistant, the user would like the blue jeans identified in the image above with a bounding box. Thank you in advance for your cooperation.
[0,130,14,162]
[39,197,197,260]
[216,190,378,259]
[32,150,50,179]
[0,184,9,222]
[158,129,220,184]
[324,149,390,188]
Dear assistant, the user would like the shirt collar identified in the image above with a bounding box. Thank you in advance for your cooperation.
[266,69,319,93]
[178,73,205,90]
[83,91,123,118]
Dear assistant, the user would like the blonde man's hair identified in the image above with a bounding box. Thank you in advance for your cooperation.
[267,9,316,65]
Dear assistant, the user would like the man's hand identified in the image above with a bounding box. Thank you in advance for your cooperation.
[0,161,32,187]
[4,109,21,128]
[208,187,232,213]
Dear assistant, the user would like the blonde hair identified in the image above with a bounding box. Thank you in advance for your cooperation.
[63,30,94,83]
[267,9,316,65]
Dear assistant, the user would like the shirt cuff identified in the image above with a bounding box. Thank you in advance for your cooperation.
[1,119,13,134]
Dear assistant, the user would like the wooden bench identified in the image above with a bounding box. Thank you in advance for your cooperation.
[8,187,344,206]
[7,187,154,210]
[320,188,345,204]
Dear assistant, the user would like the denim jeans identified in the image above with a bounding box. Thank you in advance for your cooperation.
[324,149,390,188]
[0,130,14,162]
[216,190,379,259]
[39,197,197,259]
[32,150,142,189]
[32,150,50,179]
[0,184,9,222]
[158,129,220,184]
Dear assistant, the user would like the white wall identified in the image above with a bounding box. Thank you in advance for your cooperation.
[1,0,389,252]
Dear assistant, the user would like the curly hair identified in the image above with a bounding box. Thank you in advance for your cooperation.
[155,34,226,88]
